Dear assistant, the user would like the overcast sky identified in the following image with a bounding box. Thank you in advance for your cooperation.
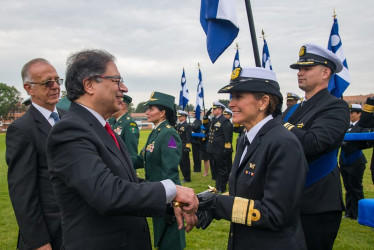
[0,0,373,109]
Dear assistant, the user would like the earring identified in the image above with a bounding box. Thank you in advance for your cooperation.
[260,107,263,111]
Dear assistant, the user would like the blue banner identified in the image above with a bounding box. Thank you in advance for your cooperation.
[327,17,350,98]
[200,0,239,63]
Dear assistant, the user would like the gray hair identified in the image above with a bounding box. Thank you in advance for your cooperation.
[21,58,50,83]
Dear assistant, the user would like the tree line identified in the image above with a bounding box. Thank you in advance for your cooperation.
[0,82,230,119]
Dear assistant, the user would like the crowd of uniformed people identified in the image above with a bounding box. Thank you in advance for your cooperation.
[5,43,374,250]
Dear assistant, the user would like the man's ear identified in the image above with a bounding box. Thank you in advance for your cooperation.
[23,83,32,95]
[82,77,95,95]
[321,67,332,80]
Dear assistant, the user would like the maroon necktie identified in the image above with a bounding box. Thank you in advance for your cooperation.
[104,122,120,149]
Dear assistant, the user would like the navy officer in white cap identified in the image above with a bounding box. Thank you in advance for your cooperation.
[283,43,350,250]
[285,92,301,108]
[207,101,232,192]
[177,110,192,183]
[339,104,370,220]
[196,67,308,249]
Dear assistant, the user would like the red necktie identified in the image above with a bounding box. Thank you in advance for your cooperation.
[104,122,120,149]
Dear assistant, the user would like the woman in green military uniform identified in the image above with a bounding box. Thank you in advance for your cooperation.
[133,91,185,250]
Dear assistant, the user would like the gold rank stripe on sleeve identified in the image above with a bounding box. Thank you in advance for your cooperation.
[232,197,249,225]
[362,103,374,113]
[284,122,295,131]
[232,197,261,226]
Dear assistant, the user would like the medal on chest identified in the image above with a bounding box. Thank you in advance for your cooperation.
[146,142,155,153]
[114,126,122,135]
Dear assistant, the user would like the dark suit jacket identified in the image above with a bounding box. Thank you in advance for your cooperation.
[6,104,64,249]
[282,89,350,214]
[213,118,308,249]
[46,102,168,250]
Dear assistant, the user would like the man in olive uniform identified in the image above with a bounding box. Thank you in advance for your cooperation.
[177,110,192,183]
[110,94,139,165]
[282,44,350,250]
[207,101,233,193]
[190,111,202,172]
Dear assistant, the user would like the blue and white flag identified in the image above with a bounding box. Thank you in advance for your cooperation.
[195,68,204,120]
[232,46,240,70]
[262,38,273,71]
[200,0,239,63]
[179,68,189,110]
[327,17,350,98]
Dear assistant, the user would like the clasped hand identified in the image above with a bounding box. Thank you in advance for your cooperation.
[196,190,218,230]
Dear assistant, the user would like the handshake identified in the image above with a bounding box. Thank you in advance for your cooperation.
[172,185,219,232]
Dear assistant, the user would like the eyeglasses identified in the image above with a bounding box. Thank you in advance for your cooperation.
[28,78,63,88]
[95,75,124,87]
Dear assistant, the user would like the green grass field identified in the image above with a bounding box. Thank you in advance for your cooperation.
[1,132,373,249]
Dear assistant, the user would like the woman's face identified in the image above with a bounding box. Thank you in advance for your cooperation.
[146,105,165,124]
[229,92,264,129]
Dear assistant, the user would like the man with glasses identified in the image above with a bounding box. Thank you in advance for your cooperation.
[6,58,65,250]
[46,49,198,249]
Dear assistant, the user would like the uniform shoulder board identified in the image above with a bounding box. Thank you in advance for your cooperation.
[166,125,171,128]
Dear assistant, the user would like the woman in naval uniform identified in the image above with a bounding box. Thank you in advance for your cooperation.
[196,67,308,250]
[133,91,185,250]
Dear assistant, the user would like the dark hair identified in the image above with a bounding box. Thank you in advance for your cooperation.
[154,105,177,126]
[252,92,282,117]
[21,58,50,83]
[65,49,115,101]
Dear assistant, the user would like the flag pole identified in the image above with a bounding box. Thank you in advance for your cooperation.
[244,0,261,67]
[198,62,206,117]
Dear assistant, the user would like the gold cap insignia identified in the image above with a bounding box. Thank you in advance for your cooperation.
[299,46,306,57]
[222,85,234,91]
[149,91,157,101]
[231,67,242,80]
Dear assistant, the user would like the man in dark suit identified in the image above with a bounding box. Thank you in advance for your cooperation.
[340,104,370,219]
[177,110,192,182]
[283,44,350,250]
[46,49,198,250]
[207,101,233,193]
[6,58,64,250]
